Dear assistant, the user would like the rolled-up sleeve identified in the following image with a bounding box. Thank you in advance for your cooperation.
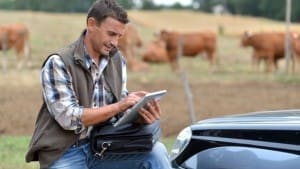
[41,55,84,133]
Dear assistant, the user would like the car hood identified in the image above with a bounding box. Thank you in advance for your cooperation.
[192,109,300,130]
[171,109,300,167]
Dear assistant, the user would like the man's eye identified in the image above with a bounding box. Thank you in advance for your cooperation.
[108,32,117,36]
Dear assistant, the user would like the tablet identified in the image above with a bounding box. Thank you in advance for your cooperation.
[113,90,167,127]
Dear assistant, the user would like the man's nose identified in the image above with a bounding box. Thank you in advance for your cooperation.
[111,37,119,47]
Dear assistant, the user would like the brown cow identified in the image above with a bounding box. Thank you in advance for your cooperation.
[118,24,148,71]
[142,38,169,63]
[241,31,294,73]
[158,29,217,71]
[292,33,300,73]
[0,23,30,69]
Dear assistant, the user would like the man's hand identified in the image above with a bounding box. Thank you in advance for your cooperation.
[117,91,147,113]
[136,99,161,124]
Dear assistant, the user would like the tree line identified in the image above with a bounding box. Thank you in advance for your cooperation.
[198,0,300,22]
[0,0,299,22]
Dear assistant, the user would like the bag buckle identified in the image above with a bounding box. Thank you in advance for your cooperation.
[94,141,112,158]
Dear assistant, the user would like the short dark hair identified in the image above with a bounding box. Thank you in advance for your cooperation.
[87,0,129,25]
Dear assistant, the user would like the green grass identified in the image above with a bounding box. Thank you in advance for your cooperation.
[0,136,38,169]
[0,135,175,169]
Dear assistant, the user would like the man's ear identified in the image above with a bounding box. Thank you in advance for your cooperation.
[87,17,97,30]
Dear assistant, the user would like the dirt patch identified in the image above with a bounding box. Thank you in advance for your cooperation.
[140,80,300,136]
[1,73,299,137]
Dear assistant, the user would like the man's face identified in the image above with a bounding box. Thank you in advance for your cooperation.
[88,17,126,56]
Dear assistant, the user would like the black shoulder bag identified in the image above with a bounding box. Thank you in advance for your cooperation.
[90,120,160,158]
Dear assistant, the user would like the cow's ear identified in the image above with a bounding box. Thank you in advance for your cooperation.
[160,29,167,35]
[153,29,160,37]
[244,31,252,37]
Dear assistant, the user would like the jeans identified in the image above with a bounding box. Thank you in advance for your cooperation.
[48,143,91,169]
[48,142,172,169]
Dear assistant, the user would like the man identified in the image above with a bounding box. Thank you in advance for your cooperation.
[25,0,171,168]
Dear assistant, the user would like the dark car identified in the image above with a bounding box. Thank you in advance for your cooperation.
[170,109,300,169]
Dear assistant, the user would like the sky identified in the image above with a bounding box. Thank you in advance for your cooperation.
[153,0,193,6]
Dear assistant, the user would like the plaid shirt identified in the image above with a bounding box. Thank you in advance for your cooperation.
[41,54,127,135]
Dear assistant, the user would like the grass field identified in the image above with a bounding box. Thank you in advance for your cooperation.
[0,135,175,169]
[0,136,38,169]
[1,9,300,69]
[1,9,300,168]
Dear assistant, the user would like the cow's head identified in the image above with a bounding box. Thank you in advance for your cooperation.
[142,38,169,63]
[241,31,253,47]
[158,29,174,42]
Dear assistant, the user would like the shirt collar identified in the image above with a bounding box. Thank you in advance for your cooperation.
[84,51,108,75]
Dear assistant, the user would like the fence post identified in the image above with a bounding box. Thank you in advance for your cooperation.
[285,0,292,74]
[177,35,196,124]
